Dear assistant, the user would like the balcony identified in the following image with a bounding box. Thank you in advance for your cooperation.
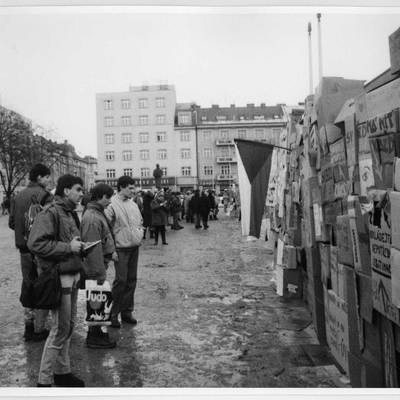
[216,139,235,146]
[216,156,236,163]
[217,174,234,181]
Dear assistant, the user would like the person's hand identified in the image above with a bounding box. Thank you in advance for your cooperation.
[70,237,83,254]
[111,251,119,262]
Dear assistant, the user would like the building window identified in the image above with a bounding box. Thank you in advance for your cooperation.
[105,134,114,144]
[105,151,115,161]
[104,100,113,110]
[204,166,213,176]
[181,148,191,159]
[156,114,166,125]
[181,167,191,176]
[157,149,167,160]
[156,97,165,108]
[156,132,167,142]
[123,168,133,177]
[140,150,149,160]
[254,115,264,120]
[216,115,227,121]
[272,128,281,135]
[203,148,212,158]
[221,164,231,175]
[180,131,190,142]
[121,116,131,126]
[203,130,211,140]
[141,168,150,177]
[220,130,229,139]
[122,133,132,144]
[122,150,132,161]
[139,132,149,143]
[138,98,148,109]
[178,113,191,125]
[104,117,113,127]
[238,129,246,139]
[121,99,130,109]
[161,167,167,176]
[106,169,115,178]
[139,115,148,126]
[256,129,264,140]
[220,147,229,156]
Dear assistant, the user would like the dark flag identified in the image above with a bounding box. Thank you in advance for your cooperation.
[234,139,275,238]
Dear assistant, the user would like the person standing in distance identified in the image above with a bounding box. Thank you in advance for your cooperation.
[9,163,52,342]
[105,176,143,328]
[153,164,163,190]
[27,174,85,387]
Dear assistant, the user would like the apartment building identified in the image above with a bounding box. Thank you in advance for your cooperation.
[177,103,286,192]
[96,84,197,189]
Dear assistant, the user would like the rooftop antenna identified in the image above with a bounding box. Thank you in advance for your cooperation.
[308,22,314,94]
[317,13,323,82]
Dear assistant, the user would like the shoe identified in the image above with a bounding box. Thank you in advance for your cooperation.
[177,226,184,230]
[54,373,85,387]
[162,242,168,245]
[37,383,51,387]
[23,323,35,342]
[32,329,50,342]
[121,314,137,325]
[86,332,116,349]
[110,316,121,329]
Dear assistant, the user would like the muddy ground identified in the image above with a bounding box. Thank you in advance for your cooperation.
[0,211,349,388]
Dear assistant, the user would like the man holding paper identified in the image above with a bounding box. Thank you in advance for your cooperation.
[81,183,117,349]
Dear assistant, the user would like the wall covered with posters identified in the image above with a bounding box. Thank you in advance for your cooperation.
[269,27,400,387]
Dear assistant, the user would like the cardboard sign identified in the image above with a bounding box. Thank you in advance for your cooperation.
[337,215,355,267]
[359,156,375,196]
[390,190,400,250]
[319,243,331,286]
[313,203,323,240]
[390,247,400,308]
[369,214,400,324]
[366,78,400,117]
[380,316,399,387]
[324,289,349,374]
[366,110,398,137]
[85,282,113,326]
[345,114,358,166]
[334,181,351,200]
[393,158,400,191]
[275,265,302,298]
[357,123,370,156]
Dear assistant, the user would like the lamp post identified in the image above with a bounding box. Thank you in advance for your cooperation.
[191,104,199,189]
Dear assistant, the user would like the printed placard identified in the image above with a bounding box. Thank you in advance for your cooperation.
[359,157,375,196]
[366,110,398,137]
[390,247,400,308]
[345,114,358,166]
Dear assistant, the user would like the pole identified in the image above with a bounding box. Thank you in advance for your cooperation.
[192,106,199,189]
[308,22,314,94]
[317,13,323,82]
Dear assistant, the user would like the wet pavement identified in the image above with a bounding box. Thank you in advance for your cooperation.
[0,211,349,388]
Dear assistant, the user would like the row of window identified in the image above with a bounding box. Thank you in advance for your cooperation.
[104,131,191,144]
[104,97,166,110]
[199,128,281,140]
[105,149,192,161]
[105,165,221,179]
[104,115,167,127]
[106,166,192,179]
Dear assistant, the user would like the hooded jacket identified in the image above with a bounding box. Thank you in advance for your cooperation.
[105,194,143,249]
[9,182,52,252]
[27,196,83,275]
[81,202,116,281]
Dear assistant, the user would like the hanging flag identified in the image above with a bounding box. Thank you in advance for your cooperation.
[234,139,276,239]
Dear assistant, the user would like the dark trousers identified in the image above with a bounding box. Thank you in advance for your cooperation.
[111,247,139,317]
[154,225,166,243]
[201,212,209,228]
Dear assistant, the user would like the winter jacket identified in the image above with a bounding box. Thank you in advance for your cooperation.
[142,191,154,227]
[151,198,169,226]
[9,182,52,252]
[105,195,143,250]
[27,196,84,275]
[190,194,201,214]
[81,202,116,281]
[199,193,211,215]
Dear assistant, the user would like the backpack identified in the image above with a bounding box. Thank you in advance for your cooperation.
[23,191,51,241]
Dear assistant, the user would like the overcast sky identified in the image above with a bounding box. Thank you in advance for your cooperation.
[0,7,399,157]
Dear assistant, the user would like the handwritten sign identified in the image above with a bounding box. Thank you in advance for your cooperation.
[366,110,398,137]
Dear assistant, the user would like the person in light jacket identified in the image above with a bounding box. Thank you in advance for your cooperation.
[80,183,117,349]
[105,176,143,328]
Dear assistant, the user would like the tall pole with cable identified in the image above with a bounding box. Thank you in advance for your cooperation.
[308,22,314,94]
[317,13,323,82]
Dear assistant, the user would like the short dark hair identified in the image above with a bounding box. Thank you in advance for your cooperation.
[29,163,51,182]
[117,176,135,191]
[55,174,84,197]
[90,183,114,201]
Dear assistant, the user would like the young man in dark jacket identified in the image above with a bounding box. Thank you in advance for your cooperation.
[81,183,117,349]
[8,163,52,342]
[28,174,85,387]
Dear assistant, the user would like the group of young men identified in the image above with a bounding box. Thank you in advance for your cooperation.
[9,164,143,387]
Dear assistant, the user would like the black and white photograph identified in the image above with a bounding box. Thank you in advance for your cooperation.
[1,1,400,397]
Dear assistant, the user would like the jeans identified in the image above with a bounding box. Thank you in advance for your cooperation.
[38,272,80,385]
[111,247,139,317]
[20,252,49,332]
